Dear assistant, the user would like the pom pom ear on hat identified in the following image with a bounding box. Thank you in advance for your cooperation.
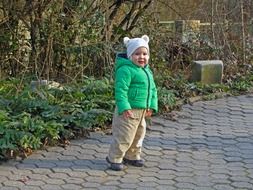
[141,35,149,43]
[123,37,130,45]
[123,35,150,58]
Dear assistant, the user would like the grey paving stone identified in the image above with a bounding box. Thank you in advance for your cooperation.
[138,181,158,187]
[67,171,88,178]
[31,168,52,175]
[0,187,20,190]
[175,167,194,173]
[144,161,159,167]
[19,186,42,190]
[82,182,101,188]
[97,186,119,190]
[43,178,65,185]
[243,159,253,164]
[86,170,107,177]
[139,176,158,182]
[211,178,231,184]
[174,182,196,189]
[231,181,253,189]
[156,186,177,190]
[174,176,195,183]
[193,187,215,190]
[72,159,93,167]
[48,172,69,179]
[63,177,85,184]
[229,176,252,182]
[214,184,234,190]
[0,176,8,183]
[145,187,165,190]
[16,163,37,169]
[0,170,12,177]
[35,162,57,168]
[51,168,72,173]
[28,174,49,181]
[24,180,46,186]
[41,184,63,190]
[55,160,75,167]
[144,166,161,172]
[58,155,77,160]
[2,180,25,187]
[119,177,140,183]
[61,183,83,189]
[157,179,175,185]
[118,183,139,189]
[83,176,106,183]
[102,180,121,186]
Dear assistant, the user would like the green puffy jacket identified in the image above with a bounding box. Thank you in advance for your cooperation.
[114,53,158,114]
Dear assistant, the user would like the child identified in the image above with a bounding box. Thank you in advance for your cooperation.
[106,35,158,171]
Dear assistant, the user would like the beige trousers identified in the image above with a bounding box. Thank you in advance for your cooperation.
[108,108,146,163]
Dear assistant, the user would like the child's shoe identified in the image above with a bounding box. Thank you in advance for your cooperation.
[106,157,124,171]
[123,158,144,167]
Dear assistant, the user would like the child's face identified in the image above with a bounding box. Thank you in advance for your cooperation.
[131,47,149,67]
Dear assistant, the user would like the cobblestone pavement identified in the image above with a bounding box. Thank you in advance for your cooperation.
[1,95,253,190]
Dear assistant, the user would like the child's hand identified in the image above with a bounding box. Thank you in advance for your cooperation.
[123,110,134,119]
[146,109,153,117]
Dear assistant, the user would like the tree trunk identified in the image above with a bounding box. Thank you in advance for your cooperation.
[240,0,246,65]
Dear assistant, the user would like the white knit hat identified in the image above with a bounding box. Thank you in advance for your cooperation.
[123,35,150,58]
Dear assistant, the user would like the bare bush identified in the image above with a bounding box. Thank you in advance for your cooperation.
[0,0,252,82]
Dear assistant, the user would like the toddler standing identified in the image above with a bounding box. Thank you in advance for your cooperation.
[106,35,158,171]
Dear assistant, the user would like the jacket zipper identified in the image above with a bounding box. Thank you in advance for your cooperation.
[143,68,150,109]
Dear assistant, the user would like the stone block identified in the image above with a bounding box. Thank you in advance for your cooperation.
[175,20,200,34]
[191,60,223,84]
[31,80,48,89]
[174,20,200,43]
[30,80,62,91]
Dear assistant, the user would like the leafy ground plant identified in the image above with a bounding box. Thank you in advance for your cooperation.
[0,78,114,160]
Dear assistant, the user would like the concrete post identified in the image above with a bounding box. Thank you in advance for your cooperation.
[191,60,223,84]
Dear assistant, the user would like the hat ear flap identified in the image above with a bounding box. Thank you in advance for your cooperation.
[141,35,149,43]
[123,37,130,45]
